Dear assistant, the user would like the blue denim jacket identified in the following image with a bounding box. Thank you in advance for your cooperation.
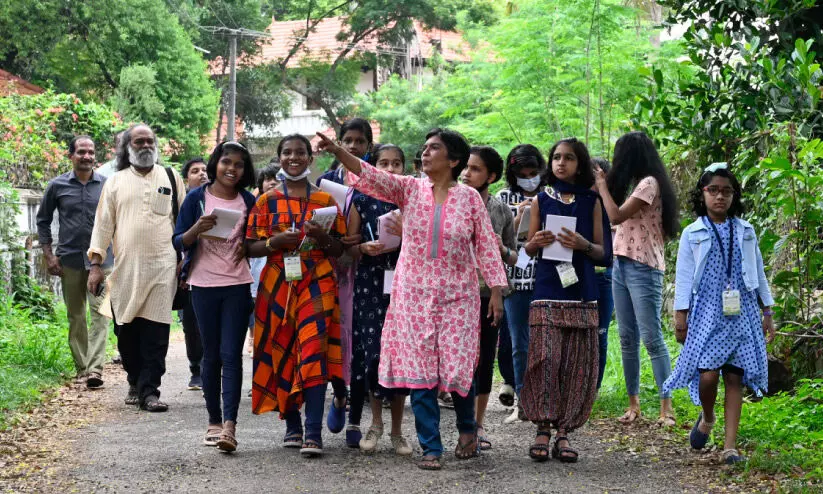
[673,217,774,311]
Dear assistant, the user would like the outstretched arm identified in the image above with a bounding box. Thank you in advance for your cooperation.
[316,133,362,176]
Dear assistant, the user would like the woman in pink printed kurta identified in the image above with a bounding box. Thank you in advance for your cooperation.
[317,128,507,468]
[349,162,508,396]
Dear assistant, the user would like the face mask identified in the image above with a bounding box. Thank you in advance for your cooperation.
[516,175,541,192]
[276,168,312,182]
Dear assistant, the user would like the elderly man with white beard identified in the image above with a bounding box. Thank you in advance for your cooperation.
[87,124,185,412]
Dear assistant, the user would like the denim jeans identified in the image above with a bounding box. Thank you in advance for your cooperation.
[190,284,252,423]
[596,268,614,389]
[497,311,515,387]
[612,256,672,398]
[284,383,328,443]
[410,385,476,458]
[504,290,533,395]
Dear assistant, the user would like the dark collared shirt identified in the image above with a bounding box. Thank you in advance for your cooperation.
[36,170,110,270]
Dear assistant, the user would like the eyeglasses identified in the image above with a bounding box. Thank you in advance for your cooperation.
[703,186,735,197]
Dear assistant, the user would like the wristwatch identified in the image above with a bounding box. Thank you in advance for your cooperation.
[265,237,276,252]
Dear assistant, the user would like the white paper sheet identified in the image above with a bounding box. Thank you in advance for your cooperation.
[383,270,395,295]
[377,210,401,251]
[200,207,243,240]
[308,206,338,232]
[319,179,352,211]
[515,247,532,270]
[541,214,577,262]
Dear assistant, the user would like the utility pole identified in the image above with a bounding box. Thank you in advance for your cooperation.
[227,33,237,140]
[202,27,271,142]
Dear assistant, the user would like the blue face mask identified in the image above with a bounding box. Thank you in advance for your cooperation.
[362,151,371,162]
[516,175,541,192]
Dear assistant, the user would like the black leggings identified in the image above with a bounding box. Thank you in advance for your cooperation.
[474,297,499,395]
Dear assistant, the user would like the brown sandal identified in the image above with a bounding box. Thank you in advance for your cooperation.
[618,408,641,424]
[657,412,676,428]
[418,455,442,470]
[203,424,222,446]
[216,420,237,452]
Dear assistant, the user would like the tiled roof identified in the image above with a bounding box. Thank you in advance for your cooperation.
[309,121,381,151]
[211,16,469,72]
[0,69,45,96]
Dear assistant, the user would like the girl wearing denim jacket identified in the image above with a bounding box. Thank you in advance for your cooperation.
[663,164,775,465]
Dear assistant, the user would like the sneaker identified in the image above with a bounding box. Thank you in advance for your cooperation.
[498,384,515,407]
[326,397,346,433]
[86,372,104,389]
[359,426,383,453]
[346,425,362,448]
[390,434,412,456]
[112,352,122,364]
[188,374,203,391]
[504,405,525,424]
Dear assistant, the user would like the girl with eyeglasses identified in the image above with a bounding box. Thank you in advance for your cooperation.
[663,163,774,465]
[594,131,680,428]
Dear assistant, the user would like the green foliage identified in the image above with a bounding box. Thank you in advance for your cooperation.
[357,0,668,157]
[633,0,823,379]
[0,91,122,188]
[1,0,219,159]
[0,295,75,430]
[111,65,166,126]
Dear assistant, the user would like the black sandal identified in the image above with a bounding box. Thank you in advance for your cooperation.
[418,455,442,470]
[552,436,579,463]
[529,430,551,462]
[300,438,324,457]
[454,433,480,459]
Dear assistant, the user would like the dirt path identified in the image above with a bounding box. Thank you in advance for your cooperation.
[1,336,743,493]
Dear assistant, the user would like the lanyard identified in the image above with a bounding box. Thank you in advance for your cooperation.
[282,183,311,230]
[708,217,734,287]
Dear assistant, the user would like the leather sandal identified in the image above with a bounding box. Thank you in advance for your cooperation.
[618,407,642,424]
[216,420,237,452]
[529,430,551,462]
[141,395,168,412]
[454,432,480,460]
[417,455,442,470]
[552,436,579,463]
[203,424,222,446]
[300,438,324,457]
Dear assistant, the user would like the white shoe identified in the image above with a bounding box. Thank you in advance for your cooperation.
[503,405,524,424]
[498,384,515,407]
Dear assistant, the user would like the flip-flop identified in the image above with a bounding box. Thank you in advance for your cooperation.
[454,433,480,460]
[477,427,492,450]
[689,412,714,450]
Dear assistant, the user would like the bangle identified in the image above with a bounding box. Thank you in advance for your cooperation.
[584,241,593,254]
[762,308,774,317]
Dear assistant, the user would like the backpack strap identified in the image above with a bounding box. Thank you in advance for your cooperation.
[164,166,179,223]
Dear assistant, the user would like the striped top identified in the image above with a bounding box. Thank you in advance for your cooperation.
[88,165,185,325]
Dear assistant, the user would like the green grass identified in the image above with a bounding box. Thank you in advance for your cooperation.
[0,294,116,430]
[591,319,823,484]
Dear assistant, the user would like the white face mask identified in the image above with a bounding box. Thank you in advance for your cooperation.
[516,175,541,192]
[128,146,158,169]
[276,168,312,182]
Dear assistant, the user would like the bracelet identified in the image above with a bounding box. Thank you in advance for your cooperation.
[503,247,511,260]
[762,308,774,317]
[584,241,593,254]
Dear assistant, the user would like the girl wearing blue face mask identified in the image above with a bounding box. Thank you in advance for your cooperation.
[495,144,548,423]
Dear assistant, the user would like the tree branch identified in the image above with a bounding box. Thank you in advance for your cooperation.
[279,0,354,70]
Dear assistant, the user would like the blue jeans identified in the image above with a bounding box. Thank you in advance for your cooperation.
[284,383,328,443]
[612,257,672,399]
[497,311,515,387]
[410,385,476,458]
[505,290,533,395]
[596,268,614,389]
[190,284,252,423]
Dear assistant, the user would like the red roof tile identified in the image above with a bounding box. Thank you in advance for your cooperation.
[210,16,470,73]
[0,69,45,96]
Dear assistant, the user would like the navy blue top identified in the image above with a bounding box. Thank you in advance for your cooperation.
[316,167,346,187]
[172,183,256,282]
[533,184,612,302]
[351,192,399,268]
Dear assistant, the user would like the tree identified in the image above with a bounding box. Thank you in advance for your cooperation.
[0,0,220,158]
[264,0,497,133]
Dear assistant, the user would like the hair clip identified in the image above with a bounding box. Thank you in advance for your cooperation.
[703,162,727,173]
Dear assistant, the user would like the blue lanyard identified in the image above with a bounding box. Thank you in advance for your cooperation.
[707,217,734,287]
[282,183,311,230]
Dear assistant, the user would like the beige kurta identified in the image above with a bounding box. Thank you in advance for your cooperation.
[88,165,185,325]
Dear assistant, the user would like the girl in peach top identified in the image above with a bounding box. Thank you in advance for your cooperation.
[594,131,680,427]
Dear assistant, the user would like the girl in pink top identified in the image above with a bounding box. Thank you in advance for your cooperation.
[594,131,680,428]
[316,128,508,471]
